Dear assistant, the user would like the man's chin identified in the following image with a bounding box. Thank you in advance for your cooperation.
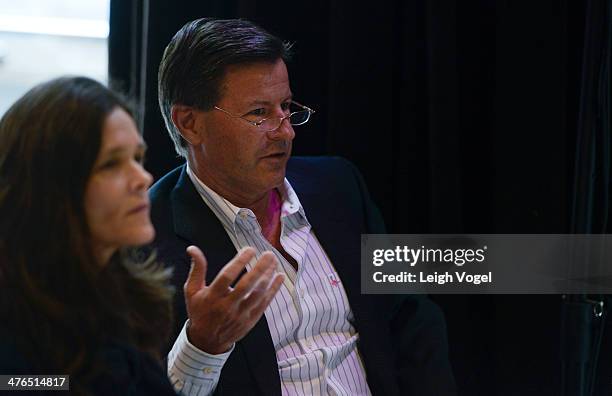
[260,169,287,190]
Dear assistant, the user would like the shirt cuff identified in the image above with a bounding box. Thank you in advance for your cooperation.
[167,320,234,396]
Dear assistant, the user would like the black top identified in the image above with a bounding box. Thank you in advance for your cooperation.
[0,325,177,396]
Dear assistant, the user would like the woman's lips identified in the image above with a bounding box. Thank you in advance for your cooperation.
[128,203,149,215]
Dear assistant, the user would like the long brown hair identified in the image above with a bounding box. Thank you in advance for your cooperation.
[0,77,173,392]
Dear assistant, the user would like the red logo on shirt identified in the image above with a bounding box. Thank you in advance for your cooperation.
[328,273,340,287]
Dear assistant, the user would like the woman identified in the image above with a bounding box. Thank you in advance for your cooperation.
[0,76,177,395]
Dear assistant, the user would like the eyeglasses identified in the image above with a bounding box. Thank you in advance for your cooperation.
[213,101,315,132]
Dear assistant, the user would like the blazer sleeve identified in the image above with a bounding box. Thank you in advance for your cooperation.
[338,158,457,394]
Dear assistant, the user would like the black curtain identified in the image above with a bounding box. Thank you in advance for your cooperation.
[567,0,612,394]
[108,1,610,394]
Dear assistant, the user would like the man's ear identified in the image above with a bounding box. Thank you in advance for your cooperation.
[171,105,205,145]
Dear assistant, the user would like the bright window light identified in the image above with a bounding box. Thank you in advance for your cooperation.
[0,0,109,116]
[0,15,108,38]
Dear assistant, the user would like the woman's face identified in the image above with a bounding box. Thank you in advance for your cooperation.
[84,107,154,265]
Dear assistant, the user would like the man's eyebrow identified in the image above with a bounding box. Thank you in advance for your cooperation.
[245,96,293,106]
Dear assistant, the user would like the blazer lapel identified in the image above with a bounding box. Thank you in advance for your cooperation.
[170,167,281,395]
[170,167,235,281]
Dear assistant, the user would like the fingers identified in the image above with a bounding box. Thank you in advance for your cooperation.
[209,247,257,295]
[184,248,285,352]
[184,245,208,298]
[231,251,278,301]
[245,272,285,320]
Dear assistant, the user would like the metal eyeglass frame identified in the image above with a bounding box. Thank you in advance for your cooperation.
[213,100,315,132]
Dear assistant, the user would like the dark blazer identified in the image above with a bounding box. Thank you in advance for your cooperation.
[150,156,455,395]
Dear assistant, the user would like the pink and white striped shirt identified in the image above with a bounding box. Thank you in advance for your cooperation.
[166,166,371,396]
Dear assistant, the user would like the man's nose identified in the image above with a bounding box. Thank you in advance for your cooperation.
[267,116,295,141]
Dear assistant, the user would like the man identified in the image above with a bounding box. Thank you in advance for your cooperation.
[151,18,455,395]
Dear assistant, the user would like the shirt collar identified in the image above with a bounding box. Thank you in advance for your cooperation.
[186,164,308,227]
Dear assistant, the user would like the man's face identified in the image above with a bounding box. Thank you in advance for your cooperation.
[192,59,295,201]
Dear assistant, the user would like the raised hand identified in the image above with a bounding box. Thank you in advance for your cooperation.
[183,245,284,354]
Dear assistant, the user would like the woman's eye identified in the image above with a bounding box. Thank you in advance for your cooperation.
[281,102,291,111]
[99,159,119,170]
[134,153,145,164]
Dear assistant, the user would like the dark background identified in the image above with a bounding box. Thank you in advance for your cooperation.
[109,1,611,394]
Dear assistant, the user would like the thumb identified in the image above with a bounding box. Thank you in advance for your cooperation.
[184,245,208,297]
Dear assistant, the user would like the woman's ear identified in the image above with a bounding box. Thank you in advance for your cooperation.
[171,105,205,146]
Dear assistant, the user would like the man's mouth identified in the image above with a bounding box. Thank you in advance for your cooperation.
[262,152,287,159]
